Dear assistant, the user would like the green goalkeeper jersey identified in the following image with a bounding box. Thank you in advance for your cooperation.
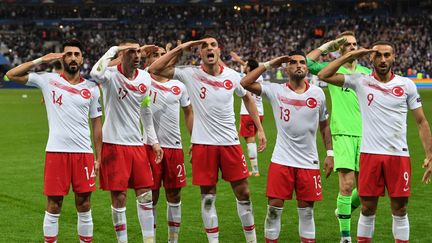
[307,58,371,136]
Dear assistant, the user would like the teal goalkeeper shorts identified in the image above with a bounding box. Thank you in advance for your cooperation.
[333,135,361,172]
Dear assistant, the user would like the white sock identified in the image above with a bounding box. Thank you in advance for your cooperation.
[43,211,60,243]
[111,206,127,243]
[153,205,157,237]
[392,214,409,241]
[236,199,256,243]
[77,210,93,243]
[167,201,182,243]
[201,194,219,243]
[264,205,283,241]
[247,143,258,172]
[357,213,375,242]
[297,207,315,242]
[137,200,155,243]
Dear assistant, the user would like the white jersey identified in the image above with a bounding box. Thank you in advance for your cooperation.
[96,64,151,145]
[142,77,190,148]
[27,72,102,153]
[240,75,264,115]
[344,73,422,156]
[261,81,328,169]
[173,65,247,145]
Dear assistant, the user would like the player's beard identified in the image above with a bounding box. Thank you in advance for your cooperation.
[375,63,393,76]
[291,71,306,81]
[64,61,81,75]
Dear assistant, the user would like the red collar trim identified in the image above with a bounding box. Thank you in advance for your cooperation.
[117,64,139,79]
[60,73,84,83]
[286,80,310,93]
[372,71,395,81]
[200,64,224,76]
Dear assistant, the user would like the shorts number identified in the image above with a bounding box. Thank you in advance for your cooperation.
[367,93,374,106]
[177,164,185,178]
[341,87,350,92]
[200,87,207,99]
[279,107,290,122]
[84,166,96,180]
[52,91,63,106]
[403,171,409,186]
[118,88,128,100]
[313,175,322,189]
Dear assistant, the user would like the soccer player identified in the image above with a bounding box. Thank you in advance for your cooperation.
[230,51,265,176]
[148,37,267,243]
[6,39,102,243]
[241,51,334,243]
[307,31,371,243]
[317,41,432,243]
[143,46,193,243]
[90,40,162,243]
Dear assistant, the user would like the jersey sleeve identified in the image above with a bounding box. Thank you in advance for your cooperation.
[173,66,189,83]
[26,72,46,88]
[343,73,363,91]
[90,46,118,84]
[179,84,191,107]
[406,79,422,110]
[89,86,103,118]
[318,90,329,122]
[306,58,329,76]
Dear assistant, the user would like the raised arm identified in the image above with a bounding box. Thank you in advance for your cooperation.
[411,107,432,183]
[230,51,247,67]
[240,55,291,96]
[148,40,205,79]
[242,93,267,152]
[317,48,375,86]
[307,37,347,61]
[319,119,334,178]
[5,53,65,85]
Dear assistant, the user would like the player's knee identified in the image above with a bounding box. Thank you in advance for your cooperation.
[47,201,63,214]
[340,182,355,195]
[361,204,377,216]
[391,202,407,216]
[137,190,153,204]
[76,200,91,212]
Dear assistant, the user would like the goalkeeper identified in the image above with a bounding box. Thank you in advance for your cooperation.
[307,31,371,243]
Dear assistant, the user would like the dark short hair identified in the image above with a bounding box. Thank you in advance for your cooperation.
[62,39,83,52]
[336,31,355,39]
[372,40,395,51]
[119,39,140,46]
[246,59,259,71]
[288,50,306,59]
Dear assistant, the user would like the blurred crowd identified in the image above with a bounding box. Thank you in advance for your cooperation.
[1,3,431,79]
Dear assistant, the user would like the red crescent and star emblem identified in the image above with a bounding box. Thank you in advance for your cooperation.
[306,97,317,108]
[138,84,147,94]
[391,86,404,97]
[171,86,181,95]
[223,80,233,90]
[80,89,91,99]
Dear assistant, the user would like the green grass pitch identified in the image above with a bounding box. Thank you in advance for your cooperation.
[0,88,431,242]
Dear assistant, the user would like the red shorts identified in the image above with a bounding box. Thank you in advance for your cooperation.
[100,143,153,191]
[266,162,322,201]
[44,152,96,196]
[191,144,248,186]
[145,145,186,190]
[358,153,411,197]
[239,115,264,138]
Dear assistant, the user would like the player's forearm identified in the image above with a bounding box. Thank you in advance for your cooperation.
[91,117,103,161]
[90,46,118,81]
[148,46,183,77]
[320,121,333,151]
[5,61,38,84]
[418,119,432,158]
[140,106,159,145]
[240,65,266,89]
[318,53,352,80]
[183,106,193,136]
[306,49,322,61]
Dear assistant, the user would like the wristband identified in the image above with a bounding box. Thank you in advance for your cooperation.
[263,61,271,70]
[326,150,334,157]
[32,58,43,65]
